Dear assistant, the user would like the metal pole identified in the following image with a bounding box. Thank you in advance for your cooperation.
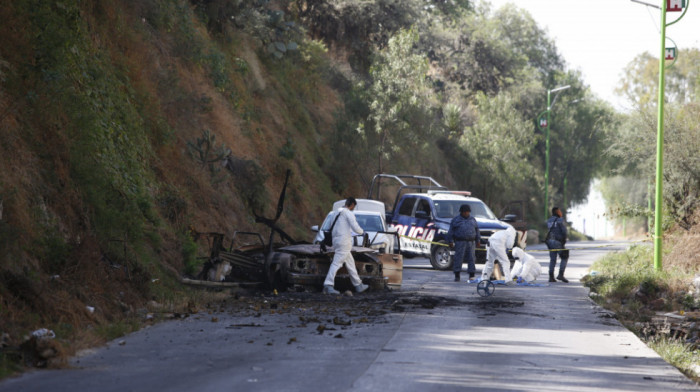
[648,179,652,234]
[543,85,570,221]
[564,175,567,214]
[545,90,551,221]
[653,0,667,271]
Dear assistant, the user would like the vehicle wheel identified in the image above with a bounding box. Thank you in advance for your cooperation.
[430,242,453,270]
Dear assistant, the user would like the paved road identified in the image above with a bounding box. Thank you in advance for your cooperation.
[2,241,698,391]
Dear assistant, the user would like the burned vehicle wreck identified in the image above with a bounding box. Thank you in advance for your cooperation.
[191,171,402,292]
[269,244,395,292]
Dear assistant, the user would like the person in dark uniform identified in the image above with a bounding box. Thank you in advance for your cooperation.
[545,206,569,283]
[446,204,481,282]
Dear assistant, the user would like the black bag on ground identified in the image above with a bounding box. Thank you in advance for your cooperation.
[322,212,342,247]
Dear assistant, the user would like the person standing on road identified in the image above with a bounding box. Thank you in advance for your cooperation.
[545,207,569,283]
[447,204,481,282]
[481,225,517,284]
[323,197,370,294]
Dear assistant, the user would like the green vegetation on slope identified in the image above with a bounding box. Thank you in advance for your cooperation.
[603,49,700,233]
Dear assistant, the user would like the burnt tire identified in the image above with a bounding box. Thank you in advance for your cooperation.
[430,242,453,271]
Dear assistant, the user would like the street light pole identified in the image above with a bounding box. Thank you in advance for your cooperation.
[653,1,667,270]
[543,85,570,221]
[630,0,689,271]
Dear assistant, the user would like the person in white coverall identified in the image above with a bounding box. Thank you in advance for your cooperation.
[323,197,370,294]
[509,247,542,283]
[481,225,517,284]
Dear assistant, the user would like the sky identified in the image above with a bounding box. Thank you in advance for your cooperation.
[485,0,700,111]
[481,0,699,237]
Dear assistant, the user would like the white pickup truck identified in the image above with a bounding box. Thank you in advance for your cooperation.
[311,199,396,254]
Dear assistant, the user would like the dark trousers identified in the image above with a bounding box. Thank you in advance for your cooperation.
[453,240,476,275]
[546,240,568,275]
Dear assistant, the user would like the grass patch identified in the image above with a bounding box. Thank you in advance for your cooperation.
[586,245,658,298]
[182,233,201,277]
[0,352,22,379]
[586,245,691,307]
[94,320,140,342]
[584,243,700,382]
[647,336,700,380]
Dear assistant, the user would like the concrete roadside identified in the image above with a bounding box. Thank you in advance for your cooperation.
[351,241,699,391]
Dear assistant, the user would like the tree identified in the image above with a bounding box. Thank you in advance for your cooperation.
[607,105,700,228]
[359,29,433,174]
[317,2,612,224]
[598,176,650,234]
[545,72,615,210]
[460,90,536,203]
[616,49,700,111]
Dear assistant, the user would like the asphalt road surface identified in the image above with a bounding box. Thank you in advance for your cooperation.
[2,240,698,391]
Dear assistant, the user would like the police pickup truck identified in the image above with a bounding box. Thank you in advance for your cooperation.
[367,174,526,270]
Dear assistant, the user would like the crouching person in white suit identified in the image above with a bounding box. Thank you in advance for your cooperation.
[510,247,542,283]
[323,197,369,295]
[481,225,517,285]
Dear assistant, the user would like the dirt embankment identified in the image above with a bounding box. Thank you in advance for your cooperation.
[0,1,349,375]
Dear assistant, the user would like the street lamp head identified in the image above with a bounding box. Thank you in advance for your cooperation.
[548,85,571,111]
[549,85,571,94]
[630,0,660,10]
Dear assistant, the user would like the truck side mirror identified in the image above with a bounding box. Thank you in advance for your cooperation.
[501,214,517,223]
[311,225,320,232]
[415,210,429,219]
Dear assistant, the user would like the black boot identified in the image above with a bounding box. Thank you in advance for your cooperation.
[549,272,556,283]
[556,273,569,283]
[454,272,461,282]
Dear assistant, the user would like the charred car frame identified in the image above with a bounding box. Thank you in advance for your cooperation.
[191,171,402,292]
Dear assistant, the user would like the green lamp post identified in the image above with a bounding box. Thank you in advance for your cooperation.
[539,85,570,221]
[631,0,689,270]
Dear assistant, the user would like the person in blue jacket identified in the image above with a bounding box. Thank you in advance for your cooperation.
[446,204,481,282]
[545,207,569,283]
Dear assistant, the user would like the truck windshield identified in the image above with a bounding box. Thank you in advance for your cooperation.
[433,200,497,220]
[322,212,385,232]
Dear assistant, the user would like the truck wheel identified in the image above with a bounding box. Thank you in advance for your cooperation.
[430,242,453,270]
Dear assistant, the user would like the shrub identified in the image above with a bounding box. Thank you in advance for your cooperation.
[181,233,200,277]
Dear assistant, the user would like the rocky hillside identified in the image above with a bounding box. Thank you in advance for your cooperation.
[0,0,355,364]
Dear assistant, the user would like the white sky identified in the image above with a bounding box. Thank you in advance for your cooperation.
[485,0,700,111]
